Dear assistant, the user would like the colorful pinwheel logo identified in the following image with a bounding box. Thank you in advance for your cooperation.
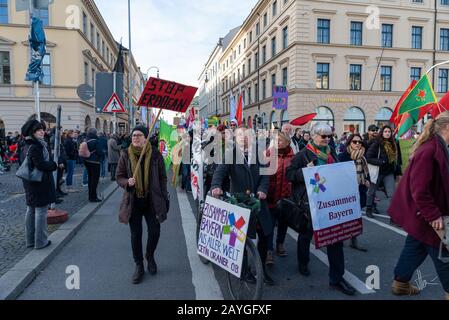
[223,213,246,247]
[310,173,326,193]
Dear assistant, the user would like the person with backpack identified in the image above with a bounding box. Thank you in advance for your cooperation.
[79,128,104,202]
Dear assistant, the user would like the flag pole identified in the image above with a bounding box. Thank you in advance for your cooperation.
[131,108,162,179]
[426,59,449,75]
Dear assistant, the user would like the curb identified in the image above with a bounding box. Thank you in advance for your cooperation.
[0,183,119,300]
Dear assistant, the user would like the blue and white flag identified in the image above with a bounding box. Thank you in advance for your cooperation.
[229,94,236,122]
[25,16,47,82]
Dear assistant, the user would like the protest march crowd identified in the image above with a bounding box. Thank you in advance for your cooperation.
[3,107,447,300]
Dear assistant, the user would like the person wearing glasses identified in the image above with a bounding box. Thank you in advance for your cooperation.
[338,133,370,252]
[286,123,355,296]
[363,124,379,148]
[229,119,238,131]
[116,125,169,284]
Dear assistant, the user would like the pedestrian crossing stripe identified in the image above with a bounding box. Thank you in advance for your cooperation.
[102,92,125,113]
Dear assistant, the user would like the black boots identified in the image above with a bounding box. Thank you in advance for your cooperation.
[132,262,144,284]
[298,263,311,276]
[145,253,157,275]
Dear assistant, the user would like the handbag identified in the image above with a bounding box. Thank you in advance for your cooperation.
[16,149,43,182]
[276,197,310,234]
[367,147,381,184]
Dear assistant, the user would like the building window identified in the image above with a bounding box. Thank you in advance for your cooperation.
[249,31,253,43]
[36,4,49,26]
[84,62,89,85]
[317,19,330,44]
[410,67,421,82]
[91,68,95,89]
[244,38,247,48]
[271,37,276,57]
[382,24,393,48]
[350,64,362,91]
[380,66,392,91]
[262,45,266,64]
[412,0,423,2]
[0,51,10,84]
[439,69,448,93]
[263,13,268,28]
[255,83,259,102]
[282,67,288,86]
[90,23,95,43]
[102,40,105,57]
[441,28,449,51]
[82,12,87,34]
[412,26,423,49]
[350,21,363,46]
[282,26,288,50]
[248,86,252,104]
[0,0,8,24]
[262,79,266,99]
[96,32,100,50]
[272,0,278,16]
[242,64,246,78]
[42,54,51,85]
[256,22,260,36]
[443,0,449,5]
[271,73,276,96]
[316,63,329,89]
[248,58,252,73]
[255,52,259,69]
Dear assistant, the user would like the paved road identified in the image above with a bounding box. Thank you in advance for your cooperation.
[0,165,113,278]
[16,179,447,300]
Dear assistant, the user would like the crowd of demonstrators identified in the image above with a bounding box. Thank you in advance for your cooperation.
[365,125,402,219]
[389,111,449,300]
[116,125,169,284]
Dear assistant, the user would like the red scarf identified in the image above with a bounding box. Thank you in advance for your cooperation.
[306,142,335,165]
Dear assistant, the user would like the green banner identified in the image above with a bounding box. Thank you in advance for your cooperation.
[159,119,178,171]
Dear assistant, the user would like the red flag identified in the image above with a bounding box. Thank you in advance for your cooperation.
[430,91,449,118]
[290,113,317,126]
[390,80,417,126]
[236,94,243,125]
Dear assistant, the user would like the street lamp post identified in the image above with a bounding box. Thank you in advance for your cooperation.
[204,68,218,119]
[145,66,160,128]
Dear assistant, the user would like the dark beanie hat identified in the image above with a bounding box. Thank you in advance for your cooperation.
[132,125,149,138]
[21,119,44,137]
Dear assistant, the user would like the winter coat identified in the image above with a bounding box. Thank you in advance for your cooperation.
[365,139,402,176]
[267,146,294,209]
[388,135,449,248]
[22,138,58,207]
[64,138,78,161]
[116,147,168,224]
[98,136,108,158]
[85,133,105,164]
[107,138,121,164]
[211,146,273,236]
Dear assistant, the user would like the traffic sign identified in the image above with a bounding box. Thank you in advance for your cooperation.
[102,93,125,113]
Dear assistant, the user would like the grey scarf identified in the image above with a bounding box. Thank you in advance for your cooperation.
[37,138,50,161]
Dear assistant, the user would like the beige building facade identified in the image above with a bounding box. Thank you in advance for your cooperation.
[0,0,145,141]
[203,0,449,135]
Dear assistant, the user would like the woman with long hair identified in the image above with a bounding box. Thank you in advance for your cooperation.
[365,125,402,218]
[389,112,449,299]
[338,133,369,252]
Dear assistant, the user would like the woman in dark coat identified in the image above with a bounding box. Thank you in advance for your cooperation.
[21,120,57,249]
[338,133,369,252]
[389,112,449,299]
[84,128,105,202]
[211,126,275,285]
[286,123,355,296]
[116,125,169,284]
[365,125,402,218]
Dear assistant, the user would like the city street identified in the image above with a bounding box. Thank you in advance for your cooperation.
[10,179,446,300]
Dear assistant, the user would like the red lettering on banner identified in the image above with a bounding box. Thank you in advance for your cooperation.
[137,77,198,113]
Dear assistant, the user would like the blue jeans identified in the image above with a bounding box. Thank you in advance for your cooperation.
[83,166,88,185]
[25,206,49,249]
[394,235,449,293]
[101,157,108,178]
[66,160,76,187]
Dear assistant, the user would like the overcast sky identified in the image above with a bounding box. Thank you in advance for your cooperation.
[95,0,257,121]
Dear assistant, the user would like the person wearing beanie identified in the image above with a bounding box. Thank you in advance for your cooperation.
[116,125,169,284]
[20,119,58,250]
[83,127,105,202]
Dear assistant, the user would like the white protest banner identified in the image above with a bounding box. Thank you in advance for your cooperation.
[190,123,203,201]
[197,196,251,278]
[302,161,363,249]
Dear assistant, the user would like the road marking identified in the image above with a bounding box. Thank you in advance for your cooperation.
[0,193,25,204]
[287,229,376,295]
[176,190,224,300]
[362,215,407,237]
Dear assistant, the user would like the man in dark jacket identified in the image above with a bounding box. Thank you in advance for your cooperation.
[84,128,105,202]
[210,127,275,285]
[98,132,108,178]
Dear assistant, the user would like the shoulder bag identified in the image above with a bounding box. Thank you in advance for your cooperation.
[16,148,43,182]
[367,147,381,184]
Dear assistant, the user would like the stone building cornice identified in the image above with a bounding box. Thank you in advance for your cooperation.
[0,36,16,46]
[82,49,106,72]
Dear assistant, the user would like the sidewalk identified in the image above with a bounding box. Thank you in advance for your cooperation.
[11,185,197,300]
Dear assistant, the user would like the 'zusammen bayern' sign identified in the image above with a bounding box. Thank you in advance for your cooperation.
[137,77,198,113]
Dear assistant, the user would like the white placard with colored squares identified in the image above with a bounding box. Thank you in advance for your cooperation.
[197,196,251,278]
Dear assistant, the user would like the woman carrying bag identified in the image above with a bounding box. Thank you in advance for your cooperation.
[365,125,402,218]
[116,125,169,284]
[338,133,369,252]
[20,119,58,249]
